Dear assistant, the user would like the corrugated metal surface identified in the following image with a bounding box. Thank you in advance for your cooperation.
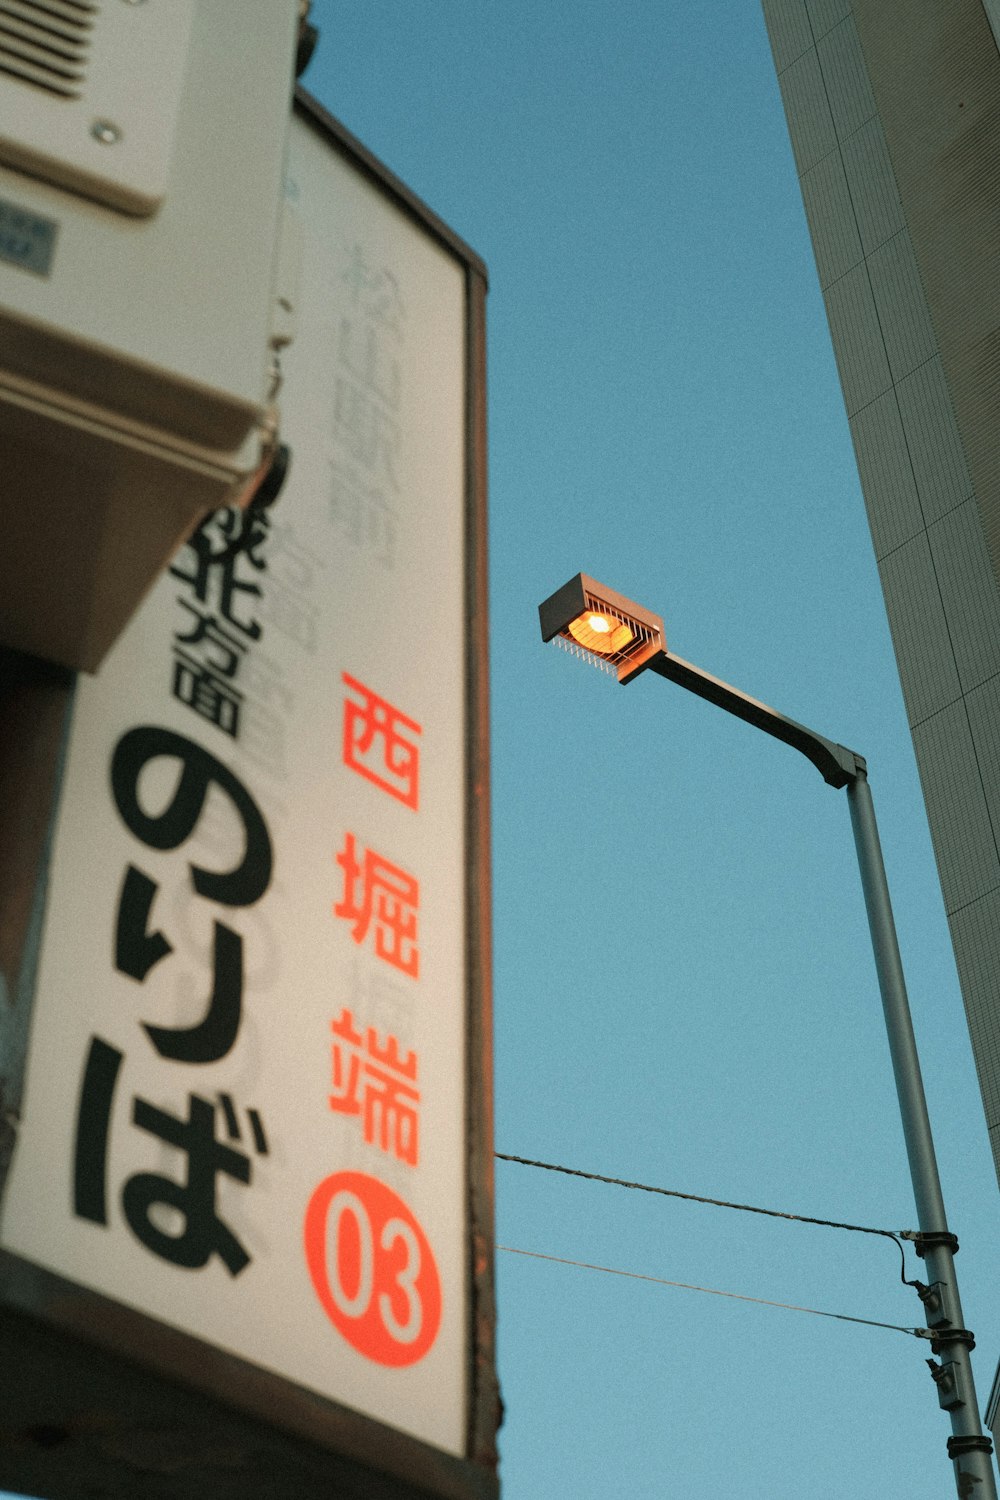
[930,500,1000,692]
[950,338,1000,567]
[816,17,876,139]
[878,534,961,724]
[867,234,937,381]
[966,675,1000,838]
[895,357,971,525]
[799,151,863,287]
[804,0,852,40]
[911,701,1000,908]
[762,0,814,74]
[854,0,1000,585]
[848,391,923,559]
[823,262,891,413]
[841,118,905,255]
[775,49,838,172]
[949,887,1000,1129]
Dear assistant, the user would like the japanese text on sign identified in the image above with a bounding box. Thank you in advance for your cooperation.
[73,727,273,1275]
[310,672,439,1364]
[329,1008,420,1167]
[304,1171,441,1367]
[327,246,407,569]
[342,672,421,809]
[169,508,270,740]
[1,122,475,1454]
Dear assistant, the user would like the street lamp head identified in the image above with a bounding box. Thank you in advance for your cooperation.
[538,573,665,683]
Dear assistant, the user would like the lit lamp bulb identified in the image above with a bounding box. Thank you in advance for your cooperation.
[567,610,635,656]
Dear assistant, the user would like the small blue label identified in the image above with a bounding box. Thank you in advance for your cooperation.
[0,197,58,276]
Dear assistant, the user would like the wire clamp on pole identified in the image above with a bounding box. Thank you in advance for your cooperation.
[948,1434,995,1460]
[930,1327,977,1356]
[902,1229,960,1257]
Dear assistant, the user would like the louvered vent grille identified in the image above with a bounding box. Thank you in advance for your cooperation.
[0,0,97,100]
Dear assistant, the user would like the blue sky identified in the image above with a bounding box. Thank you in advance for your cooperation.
[299,5,998,1499]
[6,5,998,1498]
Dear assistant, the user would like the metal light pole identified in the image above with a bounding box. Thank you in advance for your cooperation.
[539,573,997,1500]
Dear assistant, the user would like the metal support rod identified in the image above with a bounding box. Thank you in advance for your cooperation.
[847,772,996,1500]
[645,650,861,788]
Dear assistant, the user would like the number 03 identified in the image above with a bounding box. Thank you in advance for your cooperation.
[305,1171,442,1367]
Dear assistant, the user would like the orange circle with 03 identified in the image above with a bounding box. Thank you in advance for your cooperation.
[304,1170,442,1367]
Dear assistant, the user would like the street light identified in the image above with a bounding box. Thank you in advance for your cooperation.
[538,571,997,1500]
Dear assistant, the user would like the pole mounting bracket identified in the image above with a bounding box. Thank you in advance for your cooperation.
[948,1434,995,1460]
[902,1229,960,1257]
[930,1328,977,1355]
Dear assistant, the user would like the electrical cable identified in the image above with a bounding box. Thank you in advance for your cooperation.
[496,1244,930,1339]
[496,1151,920,1287]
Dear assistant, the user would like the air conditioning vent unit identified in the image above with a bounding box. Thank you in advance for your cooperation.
[0,0,94,99]
[0,0,301,672]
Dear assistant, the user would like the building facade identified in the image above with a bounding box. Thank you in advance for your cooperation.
[761,1,1000,1217]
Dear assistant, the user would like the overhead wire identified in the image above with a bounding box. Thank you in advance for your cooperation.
[495,1151,922,1288]
[496,1245,931,1339]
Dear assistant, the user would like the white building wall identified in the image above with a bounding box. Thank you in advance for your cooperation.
[761,0,1000,1186]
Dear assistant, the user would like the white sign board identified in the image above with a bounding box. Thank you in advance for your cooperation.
[0,106,485,1463]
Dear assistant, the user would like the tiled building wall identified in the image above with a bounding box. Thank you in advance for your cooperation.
[761,0,1000,1183]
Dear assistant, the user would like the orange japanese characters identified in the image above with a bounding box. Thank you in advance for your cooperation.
[329,1008,420,1166]
[311,671,441,1368]
[333,832,419,978]
[342,672,421,809]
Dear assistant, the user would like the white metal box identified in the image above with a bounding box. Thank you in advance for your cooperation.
[0,0,300,670]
